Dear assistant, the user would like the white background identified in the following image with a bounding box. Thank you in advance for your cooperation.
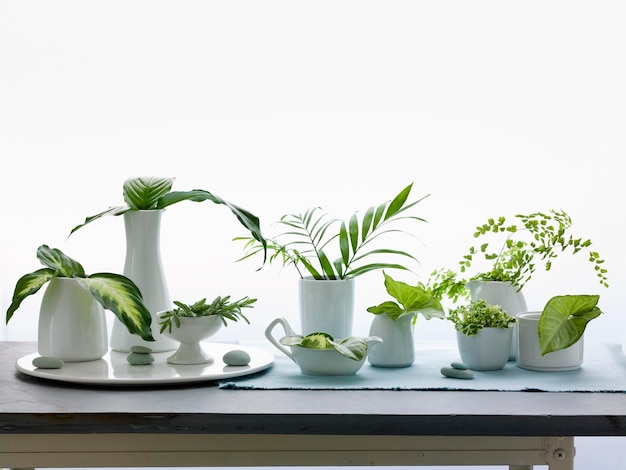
[1,1,625,469]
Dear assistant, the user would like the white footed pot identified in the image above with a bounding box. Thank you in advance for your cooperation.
[38,277,108,362]
[298,277,355,339]
[517,312,584,371]
[111,210,178,353]
[456,327,513,371]
[368,314,415,368]
[161,315,223,365]
[466,280,527,361]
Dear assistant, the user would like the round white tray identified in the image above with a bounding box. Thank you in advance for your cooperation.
[16,342,274,386]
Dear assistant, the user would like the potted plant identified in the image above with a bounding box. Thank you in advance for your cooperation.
[517,294,602,371]
[429,209,609,300]
[158,296,256,365]
[69,176,266,352]
[365,272,445,368]
[237,183,429,338]
[426,209,609,360]
[447,299,516,370]
[264,317,382,376]
[5,245,153,362]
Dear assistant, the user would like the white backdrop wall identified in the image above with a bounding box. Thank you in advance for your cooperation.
[1,2,625,468]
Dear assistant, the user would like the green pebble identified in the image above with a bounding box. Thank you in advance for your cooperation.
[441,366,474,379]
[451,361,469,370]
[223,349,251,366]
[32,356,64,369]
[130,345,153,354]
[127,351,155,365]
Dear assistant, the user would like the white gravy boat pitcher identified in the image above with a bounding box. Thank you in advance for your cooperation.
[265,317,382,376]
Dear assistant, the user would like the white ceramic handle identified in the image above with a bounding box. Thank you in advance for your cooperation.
[264,317,296,363]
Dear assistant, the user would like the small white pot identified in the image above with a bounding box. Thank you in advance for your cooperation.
[38,277,108,362]
[456,327,512,371]
[367,313,415,368]
[298,277,355,339]
[517,311,584,371]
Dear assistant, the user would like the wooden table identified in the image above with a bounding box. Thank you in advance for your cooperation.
[2,341,626,470]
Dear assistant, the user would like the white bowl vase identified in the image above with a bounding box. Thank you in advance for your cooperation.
[161,316,223,365]
[456,327,513,371]
[298,277,355,339]
[38,277,108,362]
[466,280,527,361]
[517,312,584,371]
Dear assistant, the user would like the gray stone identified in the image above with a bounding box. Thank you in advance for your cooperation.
[223,349,251,366]
[127,352,155,365]
[130,345,153,354]
[441,366,474,379]
[451,361,470,370]
[32,356,64,369]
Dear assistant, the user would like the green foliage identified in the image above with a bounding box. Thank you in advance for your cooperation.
[69,176,266,261]
[158,296,256,334]
[367,271,445,323]
[5,245,154,342]
[447,299,516,336]
[279,332,374,361]
[427,209,609,302]
[236,183,429,280]
[538,294,602,355]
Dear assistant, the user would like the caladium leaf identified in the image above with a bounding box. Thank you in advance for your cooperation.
[367,272,445,321]
[76,273,154,342]
[538,294,602,355]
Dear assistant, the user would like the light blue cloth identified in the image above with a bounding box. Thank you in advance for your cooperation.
[218,341,626,392]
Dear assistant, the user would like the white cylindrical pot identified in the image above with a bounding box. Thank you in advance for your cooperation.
[298,277,355,339]
[38,277,108,362]
[368,314,415,368]
[517,312,584,371]
[466,280,527,361]
[111,210,178,352]
[456,327,512,371]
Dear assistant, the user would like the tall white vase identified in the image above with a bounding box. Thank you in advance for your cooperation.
[110,210,178,352]
[465,280,528,361]
[298,277,355,339]
[38,277,108,362]
[367,313,415,368]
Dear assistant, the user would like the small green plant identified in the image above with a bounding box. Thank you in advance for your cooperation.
[70,176,266,260]
[6,245,154,341]
[447,299,516,336]
[428,209,609,302]
[279,332,377,361]
[236,183,428,280]
[538,294,602,355]
[158,296,256,334]
[367,271,445,324]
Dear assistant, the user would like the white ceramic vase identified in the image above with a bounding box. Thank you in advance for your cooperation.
[298,277,355,339]
[456,327,512,371]
[466,280,527,360]
[517,312,584,371]
[161,315,223,365]
[367,313,415,367]
[38,277,108,362]
[110,210,178,352]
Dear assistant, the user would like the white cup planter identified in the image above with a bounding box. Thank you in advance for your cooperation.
[516,312,584,371]
[456,327,513,371]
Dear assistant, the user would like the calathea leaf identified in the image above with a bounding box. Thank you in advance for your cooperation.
[124,176,175,210]
[5,268,56,323]
[76,273,154,342]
